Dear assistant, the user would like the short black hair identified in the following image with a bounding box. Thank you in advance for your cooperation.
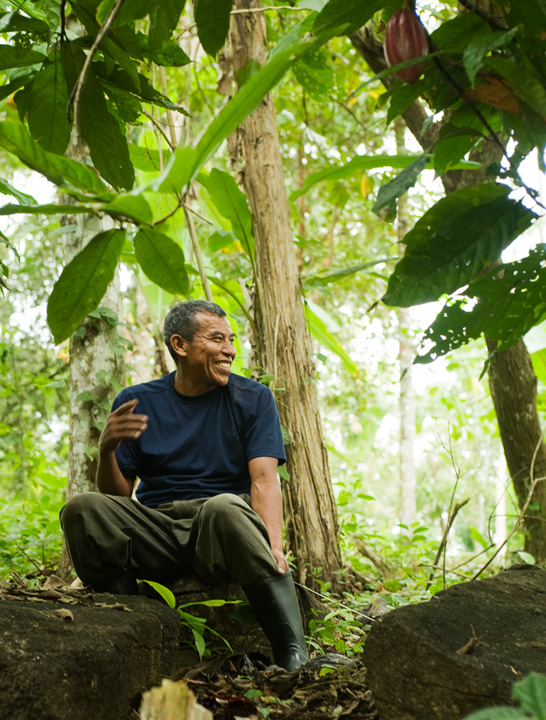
[163,300,226,361]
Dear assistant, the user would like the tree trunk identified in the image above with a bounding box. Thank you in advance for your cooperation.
[229,0,342,585]
[486,339,546,562]
[58,138,124,578]
[350,4,546,562]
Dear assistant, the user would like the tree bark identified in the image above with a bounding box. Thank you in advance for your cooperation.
[229,0,342,585]
[350,5,546,562]
[57,138,124,578]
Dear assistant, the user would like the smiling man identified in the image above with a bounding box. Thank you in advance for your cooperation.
[60,300,309,672]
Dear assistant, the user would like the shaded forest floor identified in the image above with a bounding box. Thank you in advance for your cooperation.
[173,652,376,720]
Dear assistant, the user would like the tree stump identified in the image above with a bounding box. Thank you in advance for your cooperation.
[363,565,546,720]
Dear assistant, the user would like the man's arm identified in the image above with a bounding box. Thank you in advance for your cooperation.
[96,399,148,497]
[249,456,288,574]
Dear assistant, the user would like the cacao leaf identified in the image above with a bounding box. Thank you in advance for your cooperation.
[486,56,546,117]
[155,32,339,191]
[415,245,546,364]
[313,0,386,37]
[133,229,189,297]
[0,121,112,198]
[61,43,134,191]
[0,203,96,216]
[304,300,359,377]
[463,26,519,86]
[293,49,335,101]
[0,178,36,205]
[148,0,187,60]
[102,195,154,225]
[372,153,429,219]
[0,45,45,69]
[383,185,537,307]
[27,61,71,155]
[0,10,50,35]
[430,12,490,54]
[47,229,126,345]
[198,169,254,258]
[194,0,232,57]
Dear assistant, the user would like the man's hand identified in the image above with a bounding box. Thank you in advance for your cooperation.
[98,399,148,455]
[271,547,289,574]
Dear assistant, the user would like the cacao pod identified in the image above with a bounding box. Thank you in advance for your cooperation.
[384,9,428,85]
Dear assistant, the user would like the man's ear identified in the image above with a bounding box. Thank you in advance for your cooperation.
[170,334,188,358]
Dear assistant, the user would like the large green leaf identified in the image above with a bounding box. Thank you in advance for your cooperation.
[415,245,546,364]
[302,259,394,290]
[0,203,96,216]
[312,0,386,36]
[167,28,340,190]
[0,45,45,69]
[47,228,125,345]
[133,229,189,297]
[290,155,480,201]
[148,0,187,59]
[372,153,430,219]
[27,61,71,155]
[463,27,519,86]
[0,10,50,35]
[102,195,154,224]
[0,178,36,205]
[0,121,112,198]
[194,0,232,57]
[383,185,536,307]
[198,169,254,257]
[304,301,359,376]
[61,43,134,191]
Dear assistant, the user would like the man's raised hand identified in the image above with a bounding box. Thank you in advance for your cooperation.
[98,399,148,455]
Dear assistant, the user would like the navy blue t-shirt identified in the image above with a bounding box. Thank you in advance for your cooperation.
[112,372,286,508]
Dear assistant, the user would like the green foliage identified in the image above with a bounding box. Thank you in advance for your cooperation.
[47,228,126,344]
[133,229,189,297]
[464,673,546,720]
[383,184,537,307]
[144,580,240,660]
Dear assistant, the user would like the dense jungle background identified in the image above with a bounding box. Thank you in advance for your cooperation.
[1,0,546,669]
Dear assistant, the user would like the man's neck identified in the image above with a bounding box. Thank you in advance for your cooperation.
[173,368,216,397]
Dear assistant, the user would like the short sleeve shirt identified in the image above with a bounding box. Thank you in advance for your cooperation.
[113,372,286,507]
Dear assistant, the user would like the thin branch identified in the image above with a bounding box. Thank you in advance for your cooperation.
[182,204,214,227]
[472,428,546,581]
[231,5,306,14]
[152,197,183,228]
[67,0,126,133]
[184,205,213,301]
[426,498,469,591]
[142,109,175,150]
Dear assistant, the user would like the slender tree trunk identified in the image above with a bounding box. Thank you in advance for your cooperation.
[486,339,546,562]
[395,123,417,529]
[58,138,124,578]
[229,0,342,586]
[350,4,546,562]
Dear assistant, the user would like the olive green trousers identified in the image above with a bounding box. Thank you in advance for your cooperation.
[60,492,279,591]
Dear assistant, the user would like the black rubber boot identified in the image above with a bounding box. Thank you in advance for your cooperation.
[244,570,309,672]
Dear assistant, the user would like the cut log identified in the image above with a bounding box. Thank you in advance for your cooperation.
[363,565,546,720]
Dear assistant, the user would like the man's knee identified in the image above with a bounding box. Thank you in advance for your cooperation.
[60,492,108,530]
[199,493,250,528]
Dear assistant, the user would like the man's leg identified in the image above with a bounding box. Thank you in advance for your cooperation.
[60,493,194,591]
[186,494,309,671]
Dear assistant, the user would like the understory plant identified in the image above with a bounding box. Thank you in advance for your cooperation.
[144,580,240,660]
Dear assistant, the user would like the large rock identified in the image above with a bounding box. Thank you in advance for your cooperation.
[0,594,182,720]
[363,565,546,720]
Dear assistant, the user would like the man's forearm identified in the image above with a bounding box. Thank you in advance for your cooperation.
[96,451,133,496]
[249,457,287,573]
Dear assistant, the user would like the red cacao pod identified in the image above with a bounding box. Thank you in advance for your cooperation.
[384,9,428,85]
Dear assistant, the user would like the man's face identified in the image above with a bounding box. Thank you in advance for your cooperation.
[173,313,236,394]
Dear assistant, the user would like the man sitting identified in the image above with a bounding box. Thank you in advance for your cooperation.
[60,299,309,672]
